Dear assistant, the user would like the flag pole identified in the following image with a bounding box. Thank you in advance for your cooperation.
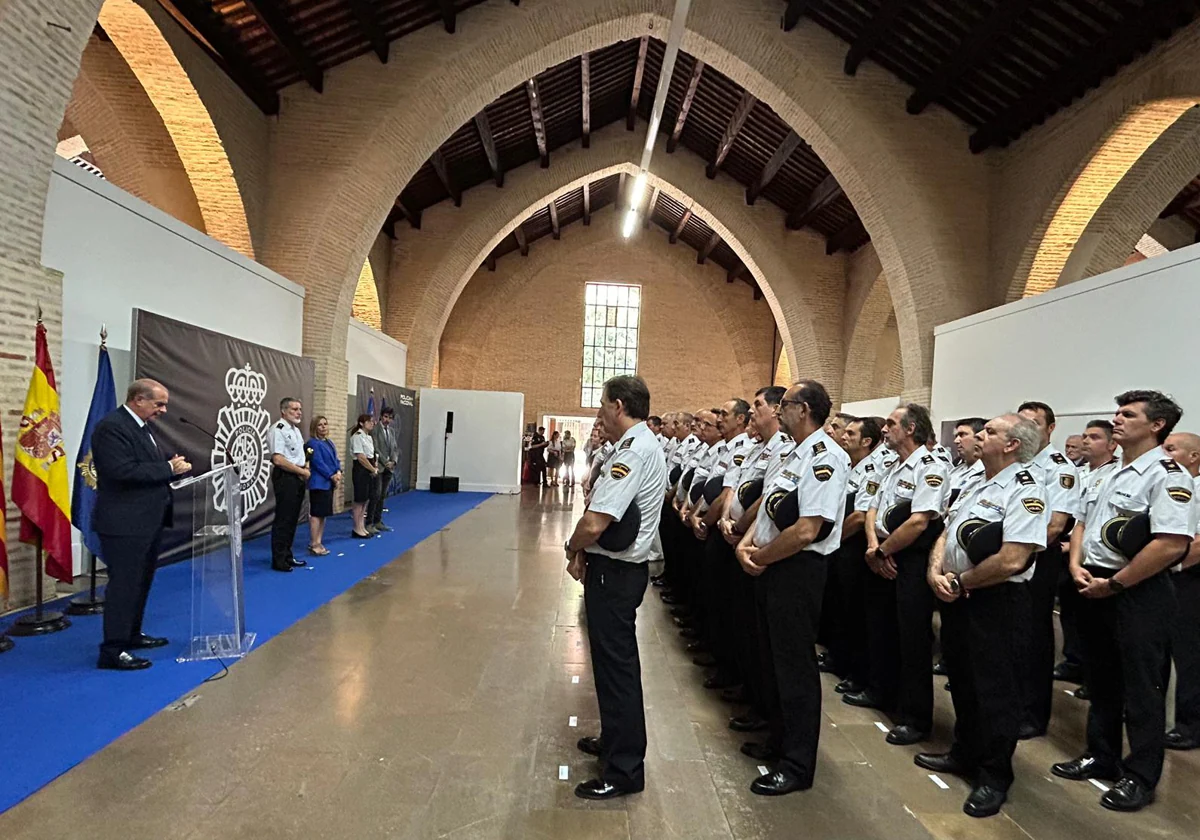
[6,534,70,635]
[67,324,108,616]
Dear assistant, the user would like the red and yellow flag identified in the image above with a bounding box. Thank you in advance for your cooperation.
[11,320,72,583]
[0,417,8,606]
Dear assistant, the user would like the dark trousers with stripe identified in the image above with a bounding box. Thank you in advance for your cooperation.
[702,531,739,679]
[828,531,870,685]
[1023,545,1065,733]
[893,545,936,732]
[1172,567,1200,738]
[584,553,649,791]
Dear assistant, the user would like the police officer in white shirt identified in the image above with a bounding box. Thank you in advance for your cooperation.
[921,415,1047,818]
[1161,432,1200,752]
[854,403,950,745]
[735,380,850,796]
[656,413,696,596]
[269,397,310,572]
[1053,390,1195,812]
[948,418,987,512]
[564,376,667,801]
[1016,401,1080,738]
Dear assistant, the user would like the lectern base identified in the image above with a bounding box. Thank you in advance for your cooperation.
[177,631,257,663]
[430,476,459,494]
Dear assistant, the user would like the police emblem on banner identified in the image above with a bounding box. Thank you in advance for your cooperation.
[211,364,272,521]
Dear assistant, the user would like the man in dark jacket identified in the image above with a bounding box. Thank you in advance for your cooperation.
[91,379,191,670]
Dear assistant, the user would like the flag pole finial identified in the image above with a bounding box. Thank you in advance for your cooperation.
[100,324,107,348]
[36,302,42,324]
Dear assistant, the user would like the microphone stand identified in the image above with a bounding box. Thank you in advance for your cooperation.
[180,416,239,477]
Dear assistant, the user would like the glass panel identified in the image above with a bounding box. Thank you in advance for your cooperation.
[629,287,640,306]
[586,284,597,304]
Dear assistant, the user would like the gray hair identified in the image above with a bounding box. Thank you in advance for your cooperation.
[126,378,163,403]
[1005,416,1042,463]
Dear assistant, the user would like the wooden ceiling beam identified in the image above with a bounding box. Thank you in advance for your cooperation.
[707,91,756,178]
[843,0,907,76]
[345,0,388,63]
[781,0,812,32]
[430,150,461,207]
[727,263,746,284]
[644,186,660,228]
[906,0,1032,115]
[628,36,649,130]
[527,78,549,168]
[667,59,704,153]
[157,0,278,114]
[485,253,496,271]
[752,282,763,301]
[583,182,591,225]
[394,197,421,229]
[514,224,529,256]
[474,112,503,187]
[669,209,693,244]
[970,2,1196,152]
[786,172,843,230]
[826,217,867,255]
[747,130,803,204]
[549,200,561,240]
[243,0,324,93]
[438,0,456,34]
[698,230,720,264]
[581,52,591,148]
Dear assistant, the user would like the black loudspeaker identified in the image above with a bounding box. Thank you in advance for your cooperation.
[446,411,455,434]
[431,475,459,494]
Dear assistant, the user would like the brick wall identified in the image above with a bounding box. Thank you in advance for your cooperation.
[438,220,775,422]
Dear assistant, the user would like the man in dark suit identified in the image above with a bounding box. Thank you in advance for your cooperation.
[92,378,191,670]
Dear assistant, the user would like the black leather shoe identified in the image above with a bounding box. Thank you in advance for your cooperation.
[834,679,862,695]
[97,651,152,671]
[703,674,739,690]
[669,606,691,618]
[720,686,748,703]
[130,634,168,649]
[1050,754,1120,782]
[651,577,666,588]
[944,681,952,692]
[841,690,885,709]
[576,736,603,757]
[684,641,708,654]
[964,784,1006,818]
[660,593,683,606]
[679,628,701,640]
[886,725,929,746]
[1100,776,1154,812]
[271,562,294,573]
[915,752,970,777]
[740,741,780,761]
[816,652,837,674]
[692,654,717,667]
[289,557,308,568]
[932,660,948,677]
[750,769,810,796]
[1053,661,1084,683]
[574,778,640,800]
[1073,684,1090,701]
[374,523,393,532]
[1017,723,1045,741]
[729,715,768,733]
[1165,728,1200,750]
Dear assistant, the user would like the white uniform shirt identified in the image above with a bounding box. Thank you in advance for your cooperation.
[1028,445,1080,520]
[350,428,375,460]
[272,420,306,467]
[1080,446,1197,571]
[676,441,712,503]
[690,433,750,514]
[1077,460,1118,522]
[670,435,700,469]
[943,462,1048,582]
[870,447,951,540]
[853,446,894,513]
[727,433,793,521]
[947,459,986,512]
[588,421,668,563]
[930,444,954,465]
[752,428,851,554]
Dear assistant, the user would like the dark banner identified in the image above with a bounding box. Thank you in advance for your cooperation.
[132,309,315,562]
[345,376,415,504]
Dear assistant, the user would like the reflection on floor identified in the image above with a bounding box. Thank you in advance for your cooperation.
[2,487,1197,839]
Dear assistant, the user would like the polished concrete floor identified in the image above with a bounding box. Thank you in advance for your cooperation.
[3,488,1198,839]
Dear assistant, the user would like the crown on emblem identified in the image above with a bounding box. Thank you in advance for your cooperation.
[225,363,268,406]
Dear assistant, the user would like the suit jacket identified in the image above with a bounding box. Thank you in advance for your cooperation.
[91,407,175,537]
[371,423,398,467]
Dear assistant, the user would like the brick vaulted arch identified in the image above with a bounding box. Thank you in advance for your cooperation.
[261,0,989,409]
[385,126,845,397]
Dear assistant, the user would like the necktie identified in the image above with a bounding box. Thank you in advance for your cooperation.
[142,423,158,452]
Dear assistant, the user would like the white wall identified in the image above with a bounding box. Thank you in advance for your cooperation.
[346,318,407,393]
[42,158,306,572]
[417,388,524,494]
[840,397,900,420]
[932,244,1200,450]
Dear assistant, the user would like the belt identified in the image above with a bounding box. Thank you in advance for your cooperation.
[1081,564,1119,579]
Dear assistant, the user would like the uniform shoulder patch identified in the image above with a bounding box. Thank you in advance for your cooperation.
[812,441,827,455]
[733,454,745,466]
[1162,458,1183,473]
[921,454,935,465]
[812,464,834,482]
[610,462,632,480]
[1059,474,1075,490]
[619,438,634,450]
[865,481,880,495]
[1022,497,1046,514]
[1050,453,1068,465]
[924,473,944,488]
[1168,485,1193,504]
[1016,470,1036,486]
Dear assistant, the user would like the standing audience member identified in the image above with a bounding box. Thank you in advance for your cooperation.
[305,415,342,556]
[269,397,310,573]
[369,407,398,533]
[350,414,378,539]
[547,431,563,485]
[528,426,549,487]
[1065,434,1085,466]
[562,431,577,485]
[1163,431,1200,751]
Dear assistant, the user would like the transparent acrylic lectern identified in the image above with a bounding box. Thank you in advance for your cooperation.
[171,465,256,662]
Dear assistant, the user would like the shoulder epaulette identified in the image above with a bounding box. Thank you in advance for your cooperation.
[1050,453,1068,465]
[1162,458,1183,473]
[275,421,287,429]
[619,438,634,450]
[921,454,935,465]
[812,441,826,455]
[1016,470,1036,486]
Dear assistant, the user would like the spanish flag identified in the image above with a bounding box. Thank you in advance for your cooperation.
[0,417,8,606]
[11,319,73,583]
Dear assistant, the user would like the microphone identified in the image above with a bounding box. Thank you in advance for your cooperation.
[179,416,238,476]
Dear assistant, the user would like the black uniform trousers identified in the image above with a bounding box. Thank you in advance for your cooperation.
[1078,566,1177,788]
[732,554,767,716]
[1058,564,1085,667]
[99,530,164,655]
[893,545,936,732]
[659,499,679,587]
[584,552,650,791]
[755,550,828,782]
[1172,567,1200,738]
[702,531,740,679]
[368,467,392,525]
[941,582,1030,791]
[863,565,901,708]
[829,530,870,685]
[1023,544,1066,732]
[270,468,306,566]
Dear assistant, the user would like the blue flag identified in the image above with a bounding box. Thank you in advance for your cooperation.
[72,344,116,557]
[366,388,376,419]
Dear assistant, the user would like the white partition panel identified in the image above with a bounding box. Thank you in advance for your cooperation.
[347,318,407,393]
[417,388,524,494]
[932,245,1200,449]
[841,397,901,419]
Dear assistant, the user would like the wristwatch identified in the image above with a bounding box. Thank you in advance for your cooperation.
[948,576,961,595]
[1107,577,1125,594]
[564,540,574,557]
